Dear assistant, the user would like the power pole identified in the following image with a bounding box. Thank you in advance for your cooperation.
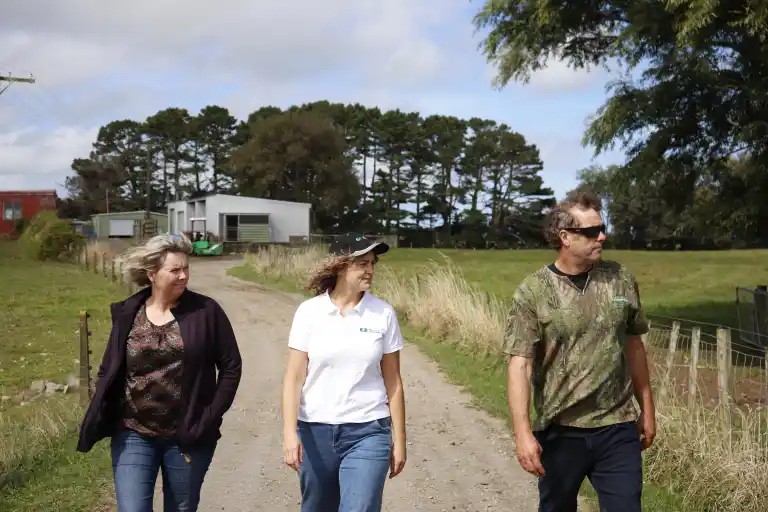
[0,73,35,97]
[142,148,158,239]
[145,148,152,218]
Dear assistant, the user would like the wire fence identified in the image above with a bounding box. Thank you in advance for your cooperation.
[646,316,767,409]
[736,286,768,348]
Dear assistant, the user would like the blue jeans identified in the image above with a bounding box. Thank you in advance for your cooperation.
[110,428,216,512]
[534,421,642,512]
[298,417,393,512]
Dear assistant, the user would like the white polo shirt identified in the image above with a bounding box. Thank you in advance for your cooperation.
[287,291,404,424]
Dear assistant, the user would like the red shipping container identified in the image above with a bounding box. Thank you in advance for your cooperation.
[0,189,58,237]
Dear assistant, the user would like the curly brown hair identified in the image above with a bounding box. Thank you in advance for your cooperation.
[543,187,603,250]
[305,253,380,296]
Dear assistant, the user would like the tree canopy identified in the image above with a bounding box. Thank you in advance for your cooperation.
[576,155,768,249]
[61,101,555,247]
[474,0,768,249]
[474,0,768,168]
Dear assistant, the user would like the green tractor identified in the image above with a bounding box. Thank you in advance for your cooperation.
[191,239,224,257]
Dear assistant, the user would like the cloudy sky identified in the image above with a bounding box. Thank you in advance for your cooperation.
[0,0,628,200]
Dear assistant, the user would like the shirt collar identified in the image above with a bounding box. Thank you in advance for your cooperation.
[322,291,368,316]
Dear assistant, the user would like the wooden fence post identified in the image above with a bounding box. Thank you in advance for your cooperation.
[111,260,116,281]
[659,321,681,403]
[126,266,134,295]
[93,252,99,274]
[688,326,701,410]
[84,250,89,271]
[78,311,93,404]
[102,253,107,277]
[716,327,732,407]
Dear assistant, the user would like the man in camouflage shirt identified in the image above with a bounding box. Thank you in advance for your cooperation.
[504,189,656,512]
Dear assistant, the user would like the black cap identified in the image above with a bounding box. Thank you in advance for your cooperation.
[329,233,390,257]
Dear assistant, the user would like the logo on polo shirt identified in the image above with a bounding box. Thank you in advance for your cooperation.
[612,296,629,305]
[360,327,385,334]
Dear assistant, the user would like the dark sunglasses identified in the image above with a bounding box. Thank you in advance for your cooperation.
[563,224,606,238]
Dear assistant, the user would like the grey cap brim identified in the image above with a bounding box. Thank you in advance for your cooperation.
[350,242,390,258]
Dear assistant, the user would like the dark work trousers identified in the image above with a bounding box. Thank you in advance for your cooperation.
[533,421,642,512]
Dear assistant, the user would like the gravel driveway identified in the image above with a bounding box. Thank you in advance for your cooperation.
[151,258,541,511]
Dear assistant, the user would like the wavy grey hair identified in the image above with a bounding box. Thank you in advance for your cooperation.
[544,187,603,249]
[117,233,193,287]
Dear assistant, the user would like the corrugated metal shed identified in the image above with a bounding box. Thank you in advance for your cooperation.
[91,210,168,239]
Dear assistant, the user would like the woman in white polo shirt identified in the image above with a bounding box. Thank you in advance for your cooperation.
[281,233,406,512]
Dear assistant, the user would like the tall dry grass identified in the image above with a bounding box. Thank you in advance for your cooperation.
[243,245,768,511]
[644,361,768,510]
[245,244,327,290]
[81,239,133,265]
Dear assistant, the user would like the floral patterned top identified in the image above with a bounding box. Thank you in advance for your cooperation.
[122,303,184,437]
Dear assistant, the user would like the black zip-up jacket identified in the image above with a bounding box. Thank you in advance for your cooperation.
[76,286,243,453]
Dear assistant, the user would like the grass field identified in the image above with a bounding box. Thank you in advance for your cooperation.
[232,245,768,512]
[0,241,125,511]
[379,248,768,329]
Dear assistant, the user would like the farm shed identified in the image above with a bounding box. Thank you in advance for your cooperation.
[166,194,311,244]
[91,211,168,239]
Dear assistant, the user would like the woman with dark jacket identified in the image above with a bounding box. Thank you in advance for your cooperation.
[77,233,242,512]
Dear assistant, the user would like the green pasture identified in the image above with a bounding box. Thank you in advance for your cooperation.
[380,248,768,330]
[0,241,123,511]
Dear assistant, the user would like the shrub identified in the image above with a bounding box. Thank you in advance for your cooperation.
[18,212,84,261]
[13,218,29,237]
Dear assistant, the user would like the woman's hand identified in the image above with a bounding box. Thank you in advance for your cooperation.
[283,431,303,472]
[389,438,407,478]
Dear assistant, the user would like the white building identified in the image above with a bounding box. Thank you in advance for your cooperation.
[167,194,312,244]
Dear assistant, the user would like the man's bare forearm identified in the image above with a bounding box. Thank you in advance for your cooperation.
[627,335,654,413]
[508,355,534,438]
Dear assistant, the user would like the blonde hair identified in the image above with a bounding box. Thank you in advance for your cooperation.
[117,233,193,287]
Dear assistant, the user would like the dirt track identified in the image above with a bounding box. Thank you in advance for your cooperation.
[155,258,541,511]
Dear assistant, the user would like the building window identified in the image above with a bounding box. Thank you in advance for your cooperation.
[239,214,269,224]
[2,201,22,220]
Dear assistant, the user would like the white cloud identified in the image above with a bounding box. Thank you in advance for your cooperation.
[526,59,606,93]
[0,0,461,191]
[484,56,606,94]
[0,0,449,90]
[0,0,621,196]
[530,132,628,199]
[0,126,97,181]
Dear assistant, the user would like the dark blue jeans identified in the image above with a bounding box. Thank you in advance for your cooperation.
[110,428,216,512]
[298,417,393,512]
[534,421,642,512]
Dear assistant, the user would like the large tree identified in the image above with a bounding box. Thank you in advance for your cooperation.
[64,100,555,245]
[576,155,768,248]
[474,0,768,171]
[228,110,361,233]
[195,105,238,194]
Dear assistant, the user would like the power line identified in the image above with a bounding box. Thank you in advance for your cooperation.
[0,72,36,97]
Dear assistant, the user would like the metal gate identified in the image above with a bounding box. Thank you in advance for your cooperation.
[736,286,768,348]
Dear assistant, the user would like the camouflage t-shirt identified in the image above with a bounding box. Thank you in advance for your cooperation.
[503,259,648,431]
